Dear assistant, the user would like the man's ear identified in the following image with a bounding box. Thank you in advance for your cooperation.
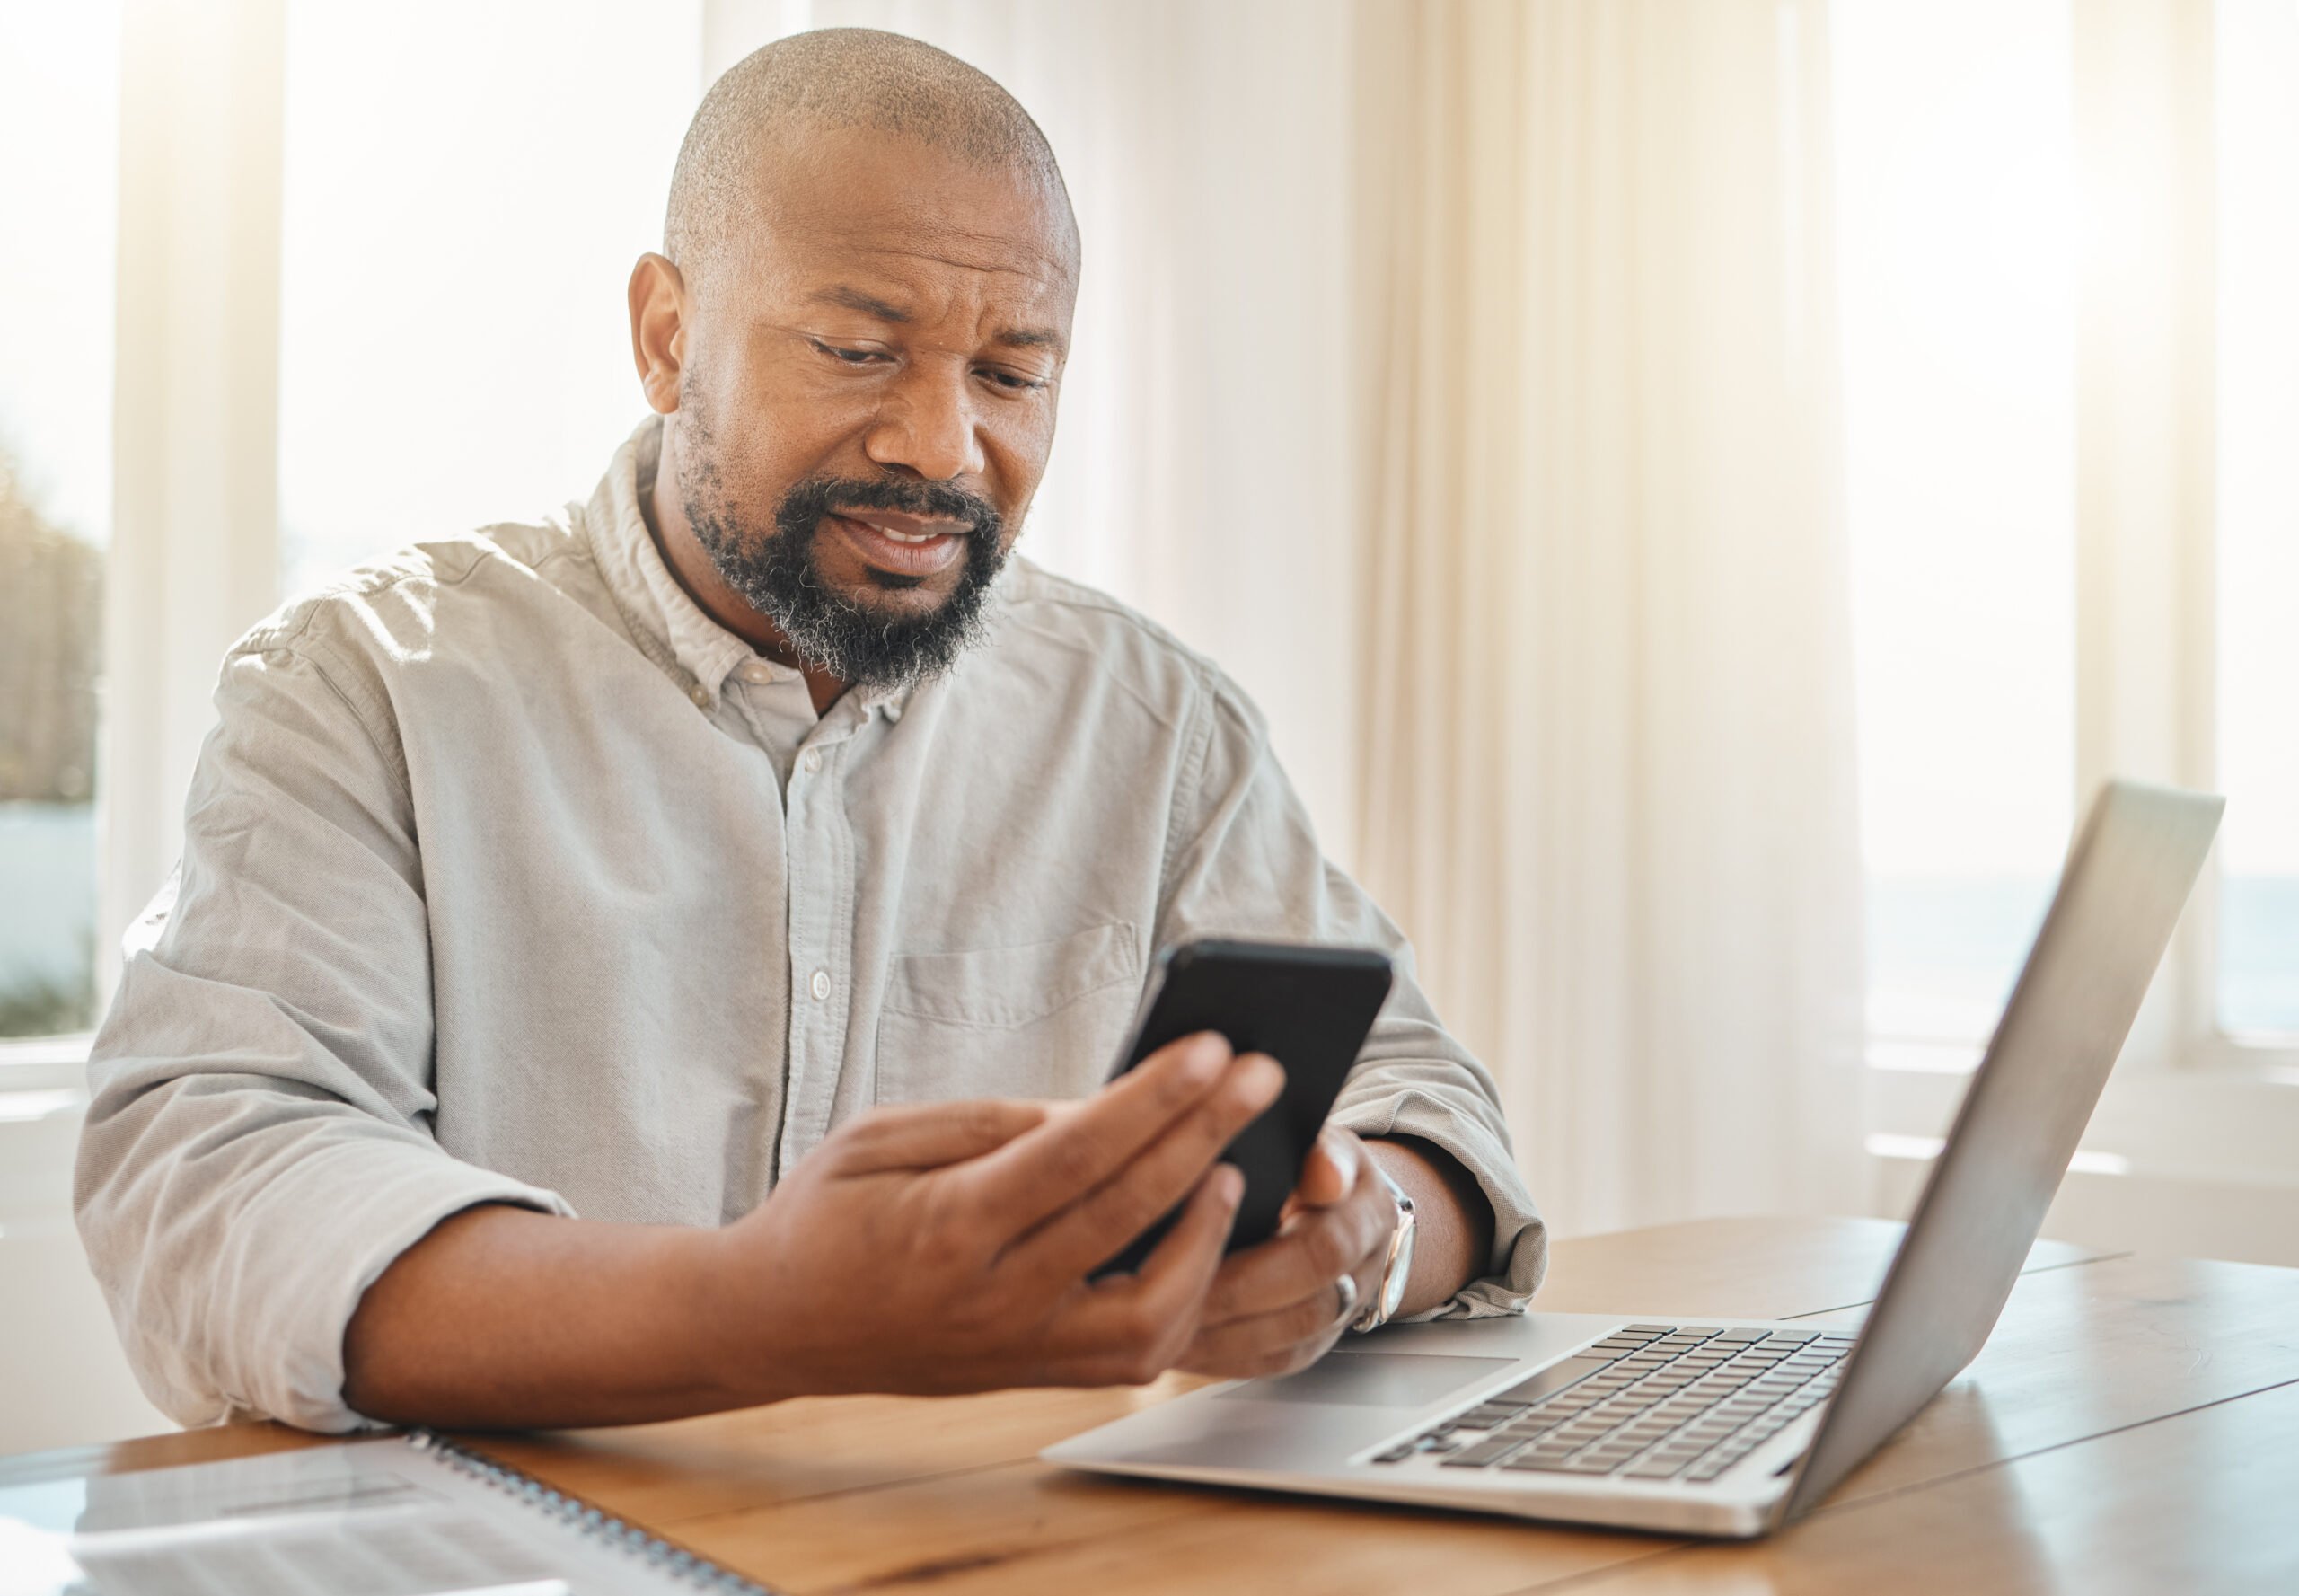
[628,252,688,416]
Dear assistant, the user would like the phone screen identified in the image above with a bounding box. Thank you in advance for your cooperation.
[1096,939,1392,1275]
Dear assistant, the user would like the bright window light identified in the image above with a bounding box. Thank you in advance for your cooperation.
[0,2,119,1039]
[277,0,703,596]
[2214,0,2299,1038]
[1864,1133,2130,1177]
[1833,1,2077,1046]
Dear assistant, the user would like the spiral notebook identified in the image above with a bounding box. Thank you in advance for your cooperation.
[0,1430,778,1595]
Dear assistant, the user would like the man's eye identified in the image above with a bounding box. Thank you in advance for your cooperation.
[981,367,1047,392]
[812,339,885,366]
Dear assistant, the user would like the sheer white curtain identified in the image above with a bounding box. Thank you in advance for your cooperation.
[1351,0,1866,1238]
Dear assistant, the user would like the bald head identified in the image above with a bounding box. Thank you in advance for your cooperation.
[665,27,1078,289]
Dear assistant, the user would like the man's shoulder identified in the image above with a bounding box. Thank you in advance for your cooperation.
[228,513,592,666]
[988,557,1238,712]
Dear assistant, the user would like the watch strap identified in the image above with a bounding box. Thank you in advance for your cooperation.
[1349,1162,1416,1333]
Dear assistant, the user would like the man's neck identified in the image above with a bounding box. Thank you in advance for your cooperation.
[639,421,848,716]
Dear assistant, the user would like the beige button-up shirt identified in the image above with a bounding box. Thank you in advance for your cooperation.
[75,419,1546,1432]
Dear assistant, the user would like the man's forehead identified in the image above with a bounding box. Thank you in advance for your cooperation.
[751,123,1075,280]
[739,190,1076,349]
[778,210,1070,287]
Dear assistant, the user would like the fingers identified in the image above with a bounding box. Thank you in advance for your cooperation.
[1105,1161,1245,1330]
[1197,1160,1390,1327]
[828,1098,1054,1172]
[1047,1165,1244,1386]
[956,1030,1241,1232]
[956,1032,1238,1233]
[1002,1051,1283,1284]
[1176,1265,1365,1379]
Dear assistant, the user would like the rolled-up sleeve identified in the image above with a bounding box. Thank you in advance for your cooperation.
[1152,669,1546,1318]
[74,625,571,1433]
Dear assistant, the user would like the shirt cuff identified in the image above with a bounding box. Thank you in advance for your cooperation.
[1330,1082,1548,1322]
[211,1140,575,1433]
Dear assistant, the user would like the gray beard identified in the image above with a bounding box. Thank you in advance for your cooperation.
[675,434,1009,691]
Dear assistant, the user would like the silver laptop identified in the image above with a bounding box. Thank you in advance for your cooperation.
[1044,780,2224,1539]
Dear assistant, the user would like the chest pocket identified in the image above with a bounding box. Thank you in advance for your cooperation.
[875,921,1142,1104]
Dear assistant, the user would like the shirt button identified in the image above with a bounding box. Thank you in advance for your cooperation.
[689,684,709,708]
[738,660,775,684]
[809,969,831,1001]
[801,749,823,774]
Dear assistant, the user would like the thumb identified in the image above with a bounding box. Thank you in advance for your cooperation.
[1291,1126,1364,1209]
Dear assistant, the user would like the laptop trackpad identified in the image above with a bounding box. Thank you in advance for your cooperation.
[1216,1352,1514,1408]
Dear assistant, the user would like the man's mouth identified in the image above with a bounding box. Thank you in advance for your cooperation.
[827,509,972,578]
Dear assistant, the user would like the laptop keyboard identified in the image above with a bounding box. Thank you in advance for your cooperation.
[1370,1324,1854,1483]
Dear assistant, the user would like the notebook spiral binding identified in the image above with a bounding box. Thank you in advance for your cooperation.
[408,1429,775,1594]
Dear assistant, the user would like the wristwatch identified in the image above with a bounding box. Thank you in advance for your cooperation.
[1349,1162,1417,1333]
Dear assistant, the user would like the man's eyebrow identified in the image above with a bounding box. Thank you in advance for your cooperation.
[810,286,1064,356]
[812,286,912,322]
[994,326,1066,353]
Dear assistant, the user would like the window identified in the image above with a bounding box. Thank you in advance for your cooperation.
[4,2,700,1043]
[2214,0,2299,1040]
[0,4,120,1039]
[1838,0,2299,1267]
[1840,0,2299,1071]
[276,0,700,595]
[1834,0,2075,1054]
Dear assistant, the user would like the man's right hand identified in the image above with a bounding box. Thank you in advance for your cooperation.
[699,1032,1282,1400]
[343,1031,1282,1428]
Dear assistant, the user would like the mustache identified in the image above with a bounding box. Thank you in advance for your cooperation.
[781,474,1002,542]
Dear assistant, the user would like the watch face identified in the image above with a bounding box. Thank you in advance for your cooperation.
[1381,1218,1416,1317]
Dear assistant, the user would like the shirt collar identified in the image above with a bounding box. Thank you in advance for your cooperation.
[579,415,913,720]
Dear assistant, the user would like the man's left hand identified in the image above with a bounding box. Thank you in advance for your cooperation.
[1175,1126,1397,1380]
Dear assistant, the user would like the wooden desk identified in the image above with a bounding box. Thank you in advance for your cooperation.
[8,1217,2296,1593]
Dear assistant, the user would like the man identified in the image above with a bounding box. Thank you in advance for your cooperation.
[76,28,1544,1433]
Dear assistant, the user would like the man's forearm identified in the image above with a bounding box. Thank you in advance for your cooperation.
[342,1117,1493,1430]
[1366,1135,1497,1317]
[343,1048,1279,1429]
[341,1204,762,1429]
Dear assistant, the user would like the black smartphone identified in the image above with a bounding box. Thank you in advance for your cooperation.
[1093,938,1394,1277]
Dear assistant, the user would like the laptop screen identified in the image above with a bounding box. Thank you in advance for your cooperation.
[1783,780,2223,1520]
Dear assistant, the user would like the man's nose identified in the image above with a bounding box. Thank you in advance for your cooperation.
[863,361,989,482]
